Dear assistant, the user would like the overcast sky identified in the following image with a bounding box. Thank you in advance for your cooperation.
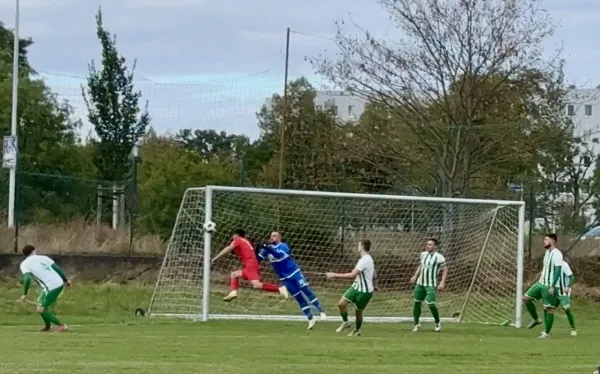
[0,0,599,139]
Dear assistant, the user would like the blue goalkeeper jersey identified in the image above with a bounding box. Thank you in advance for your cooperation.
[257,242,301,280]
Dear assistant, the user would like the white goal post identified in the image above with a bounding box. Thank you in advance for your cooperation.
[148,186,526,327]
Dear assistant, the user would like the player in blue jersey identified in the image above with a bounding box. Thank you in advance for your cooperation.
[257,231,327,329]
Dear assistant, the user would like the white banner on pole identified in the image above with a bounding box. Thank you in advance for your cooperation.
[3,135,17,169]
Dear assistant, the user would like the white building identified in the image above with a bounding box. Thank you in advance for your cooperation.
[314,88,600,131]
[565,88,600,140]
[563,88,600,228]
[314,91,368,122]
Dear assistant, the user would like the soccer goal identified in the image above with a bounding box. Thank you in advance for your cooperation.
[148,186,526,327]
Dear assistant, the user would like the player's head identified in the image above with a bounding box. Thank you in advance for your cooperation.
[425,238,439,252]
[543,233,557,249]
[358,239,371,253]
[22,245,36,257]
[232,229,246,239]
[270,231,282,244]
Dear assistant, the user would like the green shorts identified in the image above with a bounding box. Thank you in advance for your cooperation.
[414,284,437,304]
[342,287,373,311]
[37,286,63,309]
[524,282,557,308]
[554,290,572,309]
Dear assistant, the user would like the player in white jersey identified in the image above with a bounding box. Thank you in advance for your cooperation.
[555,256,576,336]
[410,238,448,332]
[522,233,563,339]
[18,245,70,332]
[326,239,375,337]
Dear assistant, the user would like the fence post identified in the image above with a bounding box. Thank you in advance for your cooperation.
[112,183,118,229]
[119,186,125,227]
[528,185,534,260]
[96,185,102,227]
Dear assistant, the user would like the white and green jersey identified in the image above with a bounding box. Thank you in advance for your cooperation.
[417,251,446,287]
[19,255,64,292]
[558,262,573,296]
[351,254,375,293]
[539,248,563,287]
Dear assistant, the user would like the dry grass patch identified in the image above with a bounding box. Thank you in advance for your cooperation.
[0,218,166,255]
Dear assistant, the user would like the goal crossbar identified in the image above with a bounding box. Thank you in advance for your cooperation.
[149,185,526,328]
[198,185,525,207]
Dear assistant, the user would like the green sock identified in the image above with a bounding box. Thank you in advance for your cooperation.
[413,302,421,325]
[525,300,539,321]
[340,311,348,323]
[429,304,440,324]
[564,309,575,329]
[42,310,62,326]
[40,313,50,328]
[544,312,554,334]
[355,318,363,330]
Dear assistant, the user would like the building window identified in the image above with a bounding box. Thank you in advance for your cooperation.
[348,105,354,116]
[567,104,575,116]
[585,104,592,117]
[324,99,338,116]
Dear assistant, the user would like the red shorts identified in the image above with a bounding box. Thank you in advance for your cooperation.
[241,261,260,281]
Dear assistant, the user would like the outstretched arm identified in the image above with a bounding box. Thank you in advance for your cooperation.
[326,268,359,280]
[256,246,268,263]
[212,244,234,263]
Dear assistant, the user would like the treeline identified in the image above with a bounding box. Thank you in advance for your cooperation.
[1,1,598,242]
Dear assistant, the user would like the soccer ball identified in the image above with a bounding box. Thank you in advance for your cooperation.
[203,221,216,233]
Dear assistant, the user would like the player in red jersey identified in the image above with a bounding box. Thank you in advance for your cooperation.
[211,229,289,302]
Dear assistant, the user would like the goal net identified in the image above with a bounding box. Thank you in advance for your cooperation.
[148,186,525,327]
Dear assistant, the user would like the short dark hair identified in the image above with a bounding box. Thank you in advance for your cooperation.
[22,245,35,257]
[233,229,246,238]
[360,239,371,252]
[545,233,558,242]
[428,238,439,246]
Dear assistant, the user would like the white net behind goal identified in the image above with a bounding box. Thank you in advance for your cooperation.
[149,186,524,326]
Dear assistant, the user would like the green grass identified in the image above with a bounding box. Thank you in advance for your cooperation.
[1,282,600,374]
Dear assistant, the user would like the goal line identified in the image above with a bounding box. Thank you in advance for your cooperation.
[149,313,459,323]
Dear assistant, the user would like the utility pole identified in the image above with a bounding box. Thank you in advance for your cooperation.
[278,27,291,189]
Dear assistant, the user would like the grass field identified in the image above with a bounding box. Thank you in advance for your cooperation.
[1,282,600,374]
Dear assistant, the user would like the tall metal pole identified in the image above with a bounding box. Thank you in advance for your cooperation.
[8,0,20,228]
[278,27,290,189]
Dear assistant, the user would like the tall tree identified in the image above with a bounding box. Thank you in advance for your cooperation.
[0,21,33,74]
[82,8,150,181]
[310,0,566,197]
[0,23,94,222]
